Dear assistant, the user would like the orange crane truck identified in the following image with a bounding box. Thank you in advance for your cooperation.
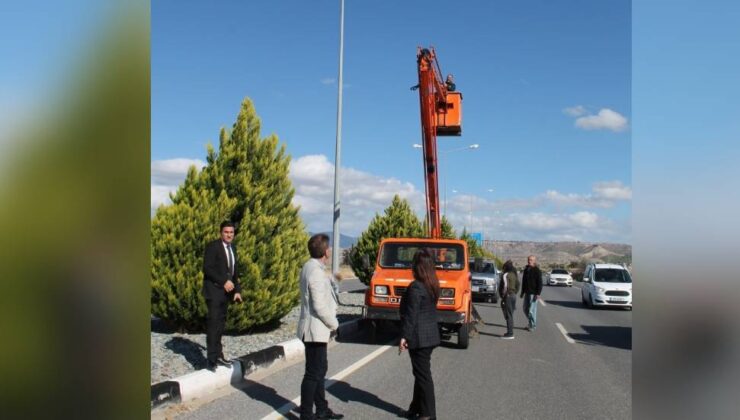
[362,47,473,348]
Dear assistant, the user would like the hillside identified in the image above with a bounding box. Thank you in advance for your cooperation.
[483,240,631,268]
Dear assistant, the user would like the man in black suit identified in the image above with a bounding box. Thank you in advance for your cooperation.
[202,221,243,371]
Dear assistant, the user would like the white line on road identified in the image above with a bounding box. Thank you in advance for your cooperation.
[555,322,576,344]
[260,343,394,420]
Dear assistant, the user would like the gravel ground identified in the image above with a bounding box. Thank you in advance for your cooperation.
[151,291,365,384]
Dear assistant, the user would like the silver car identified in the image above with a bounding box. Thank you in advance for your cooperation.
[469,260,499,303]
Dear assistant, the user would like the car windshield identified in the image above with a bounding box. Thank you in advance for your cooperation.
[552,269,568,274]
[594,268,632,283]
[469,262,496,274]
[379,243,465,270]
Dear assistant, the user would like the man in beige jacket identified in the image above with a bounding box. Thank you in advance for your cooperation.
[296,234,343,420]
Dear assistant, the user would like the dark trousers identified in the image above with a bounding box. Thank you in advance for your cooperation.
[501,294,516,335]
[408,346,436,418]
[300,341,329,419]
[206,298,228,363]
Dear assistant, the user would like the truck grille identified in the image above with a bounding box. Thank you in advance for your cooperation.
[472,279,485,286]
[394,286,407,296]
[605,290,629,296]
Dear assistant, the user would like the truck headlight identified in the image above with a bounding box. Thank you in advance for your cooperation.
[595,286,605,293]
[374,285,388,295]
[440,288,455,298]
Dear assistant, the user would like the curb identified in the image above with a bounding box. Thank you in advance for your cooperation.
[151,317,362,409]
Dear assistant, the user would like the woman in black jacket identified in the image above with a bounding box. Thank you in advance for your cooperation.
[398,248,441,420]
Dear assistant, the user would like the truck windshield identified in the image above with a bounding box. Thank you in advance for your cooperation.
[379,243,465,270]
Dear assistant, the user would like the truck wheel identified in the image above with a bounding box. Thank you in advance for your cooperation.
[366,320,378,343]
[457,323,470,349]
[486,295,493,303]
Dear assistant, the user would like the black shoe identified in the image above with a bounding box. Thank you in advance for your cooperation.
[502,333,515,339]
[316,409,344,419]
[216,357,232,366]
[205,361,217,371]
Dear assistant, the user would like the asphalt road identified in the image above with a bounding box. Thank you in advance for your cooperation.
[172,282,631,419]
[338,278,366,293]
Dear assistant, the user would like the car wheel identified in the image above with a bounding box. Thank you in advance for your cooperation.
[588,294,594,309]
[486,295,493,303]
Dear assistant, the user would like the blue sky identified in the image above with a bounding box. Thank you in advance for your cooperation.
[151,0,632,242]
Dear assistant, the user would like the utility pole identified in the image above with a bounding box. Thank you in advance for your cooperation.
[331,0,345,275]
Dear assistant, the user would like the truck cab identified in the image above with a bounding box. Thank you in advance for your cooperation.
[363,238,473,348]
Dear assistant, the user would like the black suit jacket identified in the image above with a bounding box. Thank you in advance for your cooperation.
[202,239,241,301]
[400,281,441,349]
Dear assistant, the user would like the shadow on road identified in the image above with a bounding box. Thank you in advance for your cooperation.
[570,325,632,350]
[236,379,299,420]
[335,320,398,346]
[477,330,504,338]
[482,322,527,331]
[164,337,207,370]
[545,300,587,309]
[328,380,403,416]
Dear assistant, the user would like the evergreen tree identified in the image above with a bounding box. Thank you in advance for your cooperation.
[151,98,308,332]
[441,215,456,239]
[421,214,457,239]
[349,195,424,284]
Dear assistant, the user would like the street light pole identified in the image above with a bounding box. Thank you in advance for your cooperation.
[331,0,345,275]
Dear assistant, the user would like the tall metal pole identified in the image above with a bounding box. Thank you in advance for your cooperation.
[331,0,345,275]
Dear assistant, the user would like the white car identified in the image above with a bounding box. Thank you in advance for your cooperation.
[581,263,632,310]
[548,268,573,286]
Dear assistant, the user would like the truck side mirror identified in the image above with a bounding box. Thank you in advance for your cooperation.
[361,254,370,270]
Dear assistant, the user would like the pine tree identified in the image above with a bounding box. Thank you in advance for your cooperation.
[151,98,308,332]
[420,214,456,239]
[349,195,424,284]
[441,215,456,239]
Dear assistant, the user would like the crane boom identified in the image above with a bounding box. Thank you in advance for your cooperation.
[416,47,462,239]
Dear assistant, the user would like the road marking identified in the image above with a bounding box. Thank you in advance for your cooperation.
[538,299,547,307]
[260,343,394,420]
[555,322,576,344]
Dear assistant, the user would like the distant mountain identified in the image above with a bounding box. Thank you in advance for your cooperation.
[483,240,631,268]
[310,232,358,248]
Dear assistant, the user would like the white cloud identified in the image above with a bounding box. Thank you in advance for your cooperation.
[563,105,587,117]
[593,180,632,200]
[151,158,204,211]
[574,108,628,132]
[150,155,630,242]
[152,158,204,185]
[290,154,425,235]
[320,77,336,85]
[543,181,631,209]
